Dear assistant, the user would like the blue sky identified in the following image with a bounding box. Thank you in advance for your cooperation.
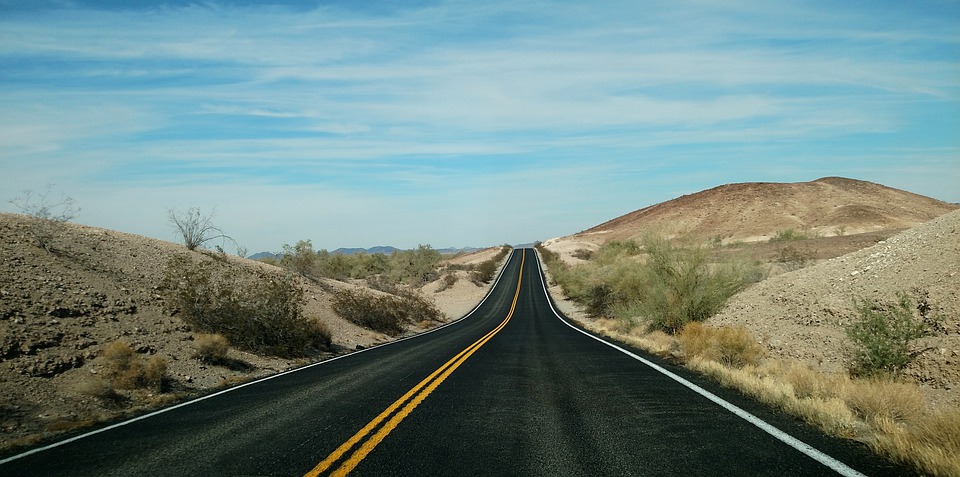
[1,0,958,253]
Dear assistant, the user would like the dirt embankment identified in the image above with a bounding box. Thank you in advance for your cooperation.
[711,210,960,407]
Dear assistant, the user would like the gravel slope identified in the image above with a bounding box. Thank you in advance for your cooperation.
[710,210,960,406]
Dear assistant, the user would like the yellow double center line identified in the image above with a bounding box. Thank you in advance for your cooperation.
[304,250,525,477]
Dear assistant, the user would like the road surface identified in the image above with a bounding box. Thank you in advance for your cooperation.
[0,249,913,476]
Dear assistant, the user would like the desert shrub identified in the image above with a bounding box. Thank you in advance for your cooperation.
[678,322,763,368]
[436,273,459,292]
[194,333,230,363]
[167,207,233,251]
[101,341,167,392]
[782,362,840,400]
[845,291,940,377]
[8,185,79,252]
[535,243,561,265]
[571,248,594,260]
[331,288,442,336]
[540,238,757,331]
[161,254,332,358]
[388,245,443,285]
[638,238,756,333]
[142,356,168,391]
[470,245,511,284]
[769,228,808,242]
[74,376,123,404]
[592,240,641,263]
[281,240,319,277]
[776,245,814,271]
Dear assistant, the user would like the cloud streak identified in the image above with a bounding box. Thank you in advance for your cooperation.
[1,0,958,251]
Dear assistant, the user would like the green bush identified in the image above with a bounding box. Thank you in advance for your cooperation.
[161,254,331,358]
[331,288,442,336]
[846,291,940,377]
[281,240,318,277]
[637,238,755,333]
[540,237,758,333]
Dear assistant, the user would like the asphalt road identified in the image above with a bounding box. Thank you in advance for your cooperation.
[0,249,914,476]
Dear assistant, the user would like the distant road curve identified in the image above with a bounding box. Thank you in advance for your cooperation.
[0,249,913,476]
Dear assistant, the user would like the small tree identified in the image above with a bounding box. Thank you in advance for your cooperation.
[9,185,79,251]
[168,207,232,251]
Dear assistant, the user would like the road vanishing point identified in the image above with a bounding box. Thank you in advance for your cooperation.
[0,249,914,476]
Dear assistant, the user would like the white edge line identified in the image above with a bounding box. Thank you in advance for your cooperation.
[0,249,518,466]
[530,249,867,477]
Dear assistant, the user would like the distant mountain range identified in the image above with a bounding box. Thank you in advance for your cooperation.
[248,246,483,261]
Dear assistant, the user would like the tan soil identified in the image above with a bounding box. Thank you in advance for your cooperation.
[0,213,499,451]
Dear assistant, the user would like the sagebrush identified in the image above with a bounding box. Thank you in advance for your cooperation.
[161,254,331,358]
[331,288,442,335]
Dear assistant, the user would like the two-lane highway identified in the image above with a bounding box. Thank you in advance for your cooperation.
[0,249,912,476]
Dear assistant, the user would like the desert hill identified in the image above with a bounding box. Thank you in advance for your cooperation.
[0,212,500,451]
[580,177,956,245]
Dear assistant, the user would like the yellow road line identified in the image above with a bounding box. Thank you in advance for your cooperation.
[304,250,525,477]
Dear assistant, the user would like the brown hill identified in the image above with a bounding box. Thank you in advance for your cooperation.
[579,177,957,244]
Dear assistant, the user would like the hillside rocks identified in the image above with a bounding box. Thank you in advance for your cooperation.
[711,210,960,405]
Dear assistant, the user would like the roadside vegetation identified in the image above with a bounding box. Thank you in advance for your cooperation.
[537,243,959,476]
[538,238,762,332]
[160,254,331,358]
[331,288,443,336]
[273,240,511,336]
[275,240,443,286]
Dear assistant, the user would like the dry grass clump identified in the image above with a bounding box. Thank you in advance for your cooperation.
[845,378,926,424]
[101,340,168,392]
[194,333,230,363]
[74,376,124,404]
[871,408,960,477]
[678,322,763,368]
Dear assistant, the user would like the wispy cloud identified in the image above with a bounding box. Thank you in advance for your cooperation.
[1,0,957,250]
